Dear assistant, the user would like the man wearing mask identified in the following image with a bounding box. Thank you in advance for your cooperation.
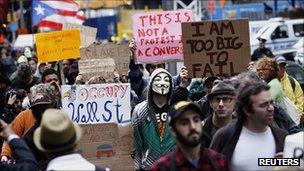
[132,68,176,170]
[150,101,229,170]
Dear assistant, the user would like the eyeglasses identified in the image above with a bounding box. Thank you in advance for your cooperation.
[211,96,234,104]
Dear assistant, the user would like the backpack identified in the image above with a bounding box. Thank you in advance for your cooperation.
[288,76,296,92]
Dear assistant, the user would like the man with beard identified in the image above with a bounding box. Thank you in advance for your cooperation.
[202,80,236,147]
[150,101,229,171]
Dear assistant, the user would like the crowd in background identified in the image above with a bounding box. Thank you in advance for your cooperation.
[0,35,303,171]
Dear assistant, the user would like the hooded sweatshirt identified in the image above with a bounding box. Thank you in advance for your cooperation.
[131,68,175,170]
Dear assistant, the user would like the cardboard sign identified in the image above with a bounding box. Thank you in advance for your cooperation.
[79,43,131,80]
[133,10,193,64]
[61,83,131,124]
[78,123,133,170]
[182,19,250,78]
[35,29,81,63]
[63,23,97,48]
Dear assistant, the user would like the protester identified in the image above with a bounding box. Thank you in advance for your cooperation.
[276,56,304,117]
[0,119,38,171]
[34,63,47,79]
[11,63,40,92]
[66,61,79,85]
[196,76,222,119]
[41,68,60,85]
[23,46,32,58]
[132,68,176,170]
[1,46,16,78]
[251,37,274,61]
[150,101,229,171]
[2,89,25,123]
[231,71,300,134]
[28,57,38,76]
[256,57,286,109]
[188,78,204,101]
[0,61,11,116]
[1,84,59,170]
[9,55,28,82]
[202,80,236,147]
[33,109,109,171]
[210,81,287,170]
[62,59,70,80]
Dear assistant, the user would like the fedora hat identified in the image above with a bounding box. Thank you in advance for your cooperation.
[34,109,82,153]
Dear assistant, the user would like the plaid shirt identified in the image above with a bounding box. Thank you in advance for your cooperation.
[150,146,229,171]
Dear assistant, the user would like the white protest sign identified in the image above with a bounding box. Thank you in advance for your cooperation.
[61,83,131,124]
[63,22,97,48]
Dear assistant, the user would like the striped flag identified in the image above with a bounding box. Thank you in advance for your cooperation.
[32,0,85,30]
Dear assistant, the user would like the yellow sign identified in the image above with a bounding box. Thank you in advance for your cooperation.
[35,29,81,63]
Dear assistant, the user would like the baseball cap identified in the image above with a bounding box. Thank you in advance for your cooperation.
[169,101,201,126]
[275,56,286,64]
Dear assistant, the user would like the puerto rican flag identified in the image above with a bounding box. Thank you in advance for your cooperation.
[32,0,85,30]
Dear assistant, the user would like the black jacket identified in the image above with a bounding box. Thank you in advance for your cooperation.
[0,138,38,171]
[272,105,300,134]
[202,115,213,148]
[210,122,287,161]
[196,95,213,120]
[251,47,274,61]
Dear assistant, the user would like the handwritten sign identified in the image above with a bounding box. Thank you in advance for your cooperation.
[78,123,133,170]
[133,10,193,64]
[63,23,97,48]
[35,29,81,63]
[182,19,250,78]
[79,43,131,80]
[61,83,131,124]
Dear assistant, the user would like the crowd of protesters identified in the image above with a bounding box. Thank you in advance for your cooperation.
[0,34,303,171]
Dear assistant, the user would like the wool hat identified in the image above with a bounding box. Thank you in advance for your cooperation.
[169,101,201,126]
[33,109,83,153]
[29,92,53,108]
[29,84,58,108]
[207,80,236,100]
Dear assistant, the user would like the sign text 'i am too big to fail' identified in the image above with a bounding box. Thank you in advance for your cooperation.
[182,19,250,78]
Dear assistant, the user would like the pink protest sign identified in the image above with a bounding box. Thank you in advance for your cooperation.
[132,10,193,64]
